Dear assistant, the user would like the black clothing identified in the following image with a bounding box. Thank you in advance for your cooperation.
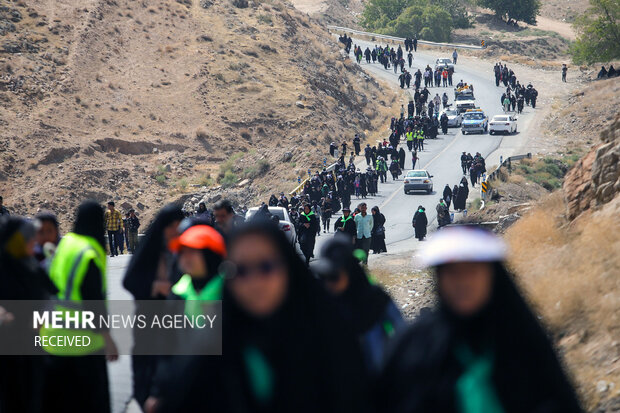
[123,205,185,406]
[334,215,357,242]
[75,201,106,250]
[370,213,386,253]
[0,217,58,413]
[398,148,406,170]
[43,355,110,413]
[378,264,583,413]
[124,205,185,300]
[443,185,453,209]
[299,212,319,264]
[154,223,369,413]
[454,183,468,211]
[412,209,427,240]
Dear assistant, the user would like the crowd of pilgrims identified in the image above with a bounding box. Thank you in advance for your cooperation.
[0,202,585,413]
[494,62,539,112]
[350,42,456,92]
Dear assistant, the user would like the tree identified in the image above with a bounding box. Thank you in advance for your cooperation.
[477,0,541,24]
[361,0,458,42]
[388,4,453,42]
[571,0,620,64]
[360,0,409,31]
[439,0,473,29]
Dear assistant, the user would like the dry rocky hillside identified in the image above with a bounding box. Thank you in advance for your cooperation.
[0,0,395,227]
[290,0,364,28]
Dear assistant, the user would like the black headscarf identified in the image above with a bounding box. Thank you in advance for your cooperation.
[316,237,391,334]
[73,200,105,248]
[0,216,56,413]
[123,204,184,300]
[378,262,583,413]
[156,221,370,413]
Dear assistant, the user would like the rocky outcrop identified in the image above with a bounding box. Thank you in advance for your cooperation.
[564,115,619,220]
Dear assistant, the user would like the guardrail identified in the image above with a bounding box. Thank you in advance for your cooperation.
[479,152,532,209]
[289,161,339,196]
[327,25,485,50]
[487,153,532,181]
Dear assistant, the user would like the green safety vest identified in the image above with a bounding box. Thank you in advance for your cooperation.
[406,132,414,141]
[172,274,224,317]
[417,131,424,140]
[41,232,107,356]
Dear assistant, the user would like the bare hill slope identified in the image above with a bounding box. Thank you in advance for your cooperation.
[0,0,394,225]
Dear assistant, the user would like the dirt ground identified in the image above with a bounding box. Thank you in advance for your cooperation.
[0,0,397,227]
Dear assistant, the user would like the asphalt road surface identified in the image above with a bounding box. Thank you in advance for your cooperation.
[107,36,540,413]
[312,36,538,256]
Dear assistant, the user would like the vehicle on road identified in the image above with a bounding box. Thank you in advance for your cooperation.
[454,84,474,98]
[455,93,476,114]
[439,108,462,127]
[461,109,488,135]
[404,170,434,194]
[245,206,297,244]
[489,114,518,135]
[435,58,455,72]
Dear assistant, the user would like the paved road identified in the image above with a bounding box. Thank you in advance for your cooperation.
[106,36,539,412]
[313,36,537,256]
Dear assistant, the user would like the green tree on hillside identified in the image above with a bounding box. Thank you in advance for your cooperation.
[477,0,541,24]
[571,0,620,64]
[389,4,453,42]
[360,0,469,41]
[360,0,409,31]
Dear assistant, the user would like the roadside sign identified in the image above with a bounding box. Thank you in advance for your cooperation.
[481,40,485,47]
[481,181,488,193]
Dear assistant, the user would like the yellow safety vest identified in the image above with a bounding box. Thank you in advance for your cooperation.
[41,233,107,356]
[406,132,414,141]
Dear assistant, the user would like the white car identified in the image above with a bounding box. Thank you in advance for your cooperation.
[455,93,476,114]
[245,206,297,244]
[434,58,455,72]
[404,170,434,194]
[439,108,462,127]
[489,115,518,135]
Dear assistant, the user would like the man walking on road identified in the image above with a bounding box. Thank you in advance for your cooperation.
[353,134,361,156]
[104,201,124,257]
[452,49,458,65]
[562,64,568,82]
[354,202,373,264]
[213,199,245,235]
[334,206,357,243]
[436,198,451,228]
[126,209,140,253]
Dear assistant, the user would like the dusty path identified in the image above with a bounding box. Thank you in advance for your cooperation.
[534,16,576,40]
[290,0,328,14]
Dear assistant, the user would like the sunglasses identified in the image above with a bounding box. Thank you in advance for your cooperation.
[226,259,283,279]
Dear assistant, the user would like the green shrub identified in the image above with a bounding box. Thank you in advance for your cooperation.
[176,178,188,190]
[257,14,272,24]
[198,174,214,187]
[243,159,270,179]
[220,171,238,188]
